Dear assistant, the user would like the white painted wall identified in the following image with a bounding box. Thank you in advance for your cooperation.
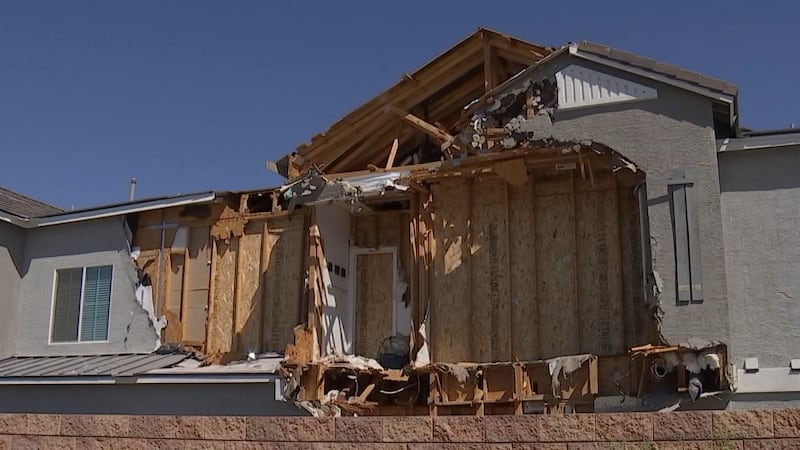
[315,204,353,355]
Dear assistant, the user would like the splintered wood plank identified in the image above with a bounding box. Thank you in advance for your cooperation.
[470,178,511,362]
[262,215,305,352]
[207,237,237,355]
[509,173,539,360]
[355,252,394,358]
[430,179,471,362]
[235,222,265,353]
[575,173,624,356]
[535,173,579,359]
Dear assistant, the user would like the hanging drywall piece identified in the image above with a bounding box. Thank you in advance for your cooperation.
[556,64,657,110]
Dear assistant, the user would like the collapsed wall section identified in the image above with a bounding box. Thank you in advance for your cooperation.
[133,198,306,363]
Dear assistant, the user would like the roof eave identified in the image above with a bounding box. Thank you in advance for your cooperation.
[30,192,217,228]
[569,46,736,105]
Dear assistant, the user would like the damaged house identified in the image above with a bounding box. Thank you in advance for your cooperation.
[1,28,799,416]
[126,29,735,415]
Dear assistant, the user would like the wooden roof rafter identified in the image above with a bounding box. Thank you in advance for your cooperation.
[288,28,552,176]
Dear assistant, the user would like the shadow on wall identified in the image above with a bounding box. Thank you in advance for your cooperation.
[719,147,800,192]
[1,223,25,278]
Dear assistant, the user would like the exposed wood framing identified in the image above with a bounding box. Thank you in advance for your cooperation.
[133,201,306,364]
[482,32,497,92]
[387,106,458,154]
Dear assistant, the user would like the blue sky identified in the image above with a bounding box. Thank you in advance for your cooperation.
[1,1,797,209]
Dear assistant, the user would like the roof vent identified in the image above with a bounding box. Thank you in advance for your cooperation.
[556,64,658,110]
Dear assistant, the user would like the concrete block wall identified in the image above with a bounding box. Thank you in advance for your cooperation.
[1,411,800,449]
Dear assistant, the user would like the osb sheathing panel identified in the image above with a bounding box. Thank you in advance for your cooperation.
[534,172,580,359]
[207,238,238,356]
[430,179,471,362]
[618,181,651,348]
[508,175,539,360]
[352,211,413,348]
[428,167,642,363]
[234,222,264,353]
[354,211,412,278]
[355,252,394,357]
[575,173,625,355]
[469,178,511,362]
[261,215,305,352]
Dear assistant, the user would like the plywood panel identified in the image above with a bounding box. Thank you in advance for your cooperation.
[353,214,378,247]
[262,215,305,352]
[159,252,182,345]
[184,227,211,344]
[509,174,539,360]
[355,252,394,357]
[207,237,237,355]
[470,178,511,362]
[430,179,471,362]
[575,173,625,355]
[235,222,264,353]
[618,180,646,348]
[535,172,579,359]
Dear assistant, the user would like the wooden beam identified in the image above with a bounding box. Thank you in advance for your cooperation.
[385,138,400,170]
[387,106,455,146]
[482,32,497,93]
[304,49,484,163]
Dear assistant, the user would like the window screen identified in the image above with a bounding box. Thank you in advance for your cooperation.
[51,265,113,342]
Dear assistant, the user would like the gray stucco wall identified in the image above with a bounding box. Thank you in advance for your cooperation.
[0,222,24,358]
[514,54,729,347]
[16,218,157,356]
[719,145,800,368]
[0,382,306,416]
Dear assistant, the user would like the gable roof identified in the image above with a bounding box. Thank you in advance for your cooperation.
[286,27,552,175]
[460,39,739,139]
[284,31,743,176]
[0,186,63,218]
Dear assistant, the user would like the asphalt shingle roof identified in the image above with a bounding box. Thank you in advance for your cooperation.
[0,186,63,218]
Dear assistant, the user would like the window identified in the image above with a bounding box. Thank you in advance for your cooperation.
[51,265,113,343]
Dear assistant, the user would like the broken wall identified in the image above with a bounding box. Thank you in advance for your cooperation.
[497,54,729,348]
[426,165,647,363]
[135,203,306,362]
[16,218,157,356]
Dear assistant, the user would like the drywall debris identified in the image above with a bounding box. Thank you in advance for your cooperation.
[438,363,471,383]
[318,354,385,371]
[413,322,430,368]
[547,354,593,396]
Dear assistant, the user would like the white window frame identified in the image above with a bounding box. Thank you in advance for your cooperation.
[48,265,113,344]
